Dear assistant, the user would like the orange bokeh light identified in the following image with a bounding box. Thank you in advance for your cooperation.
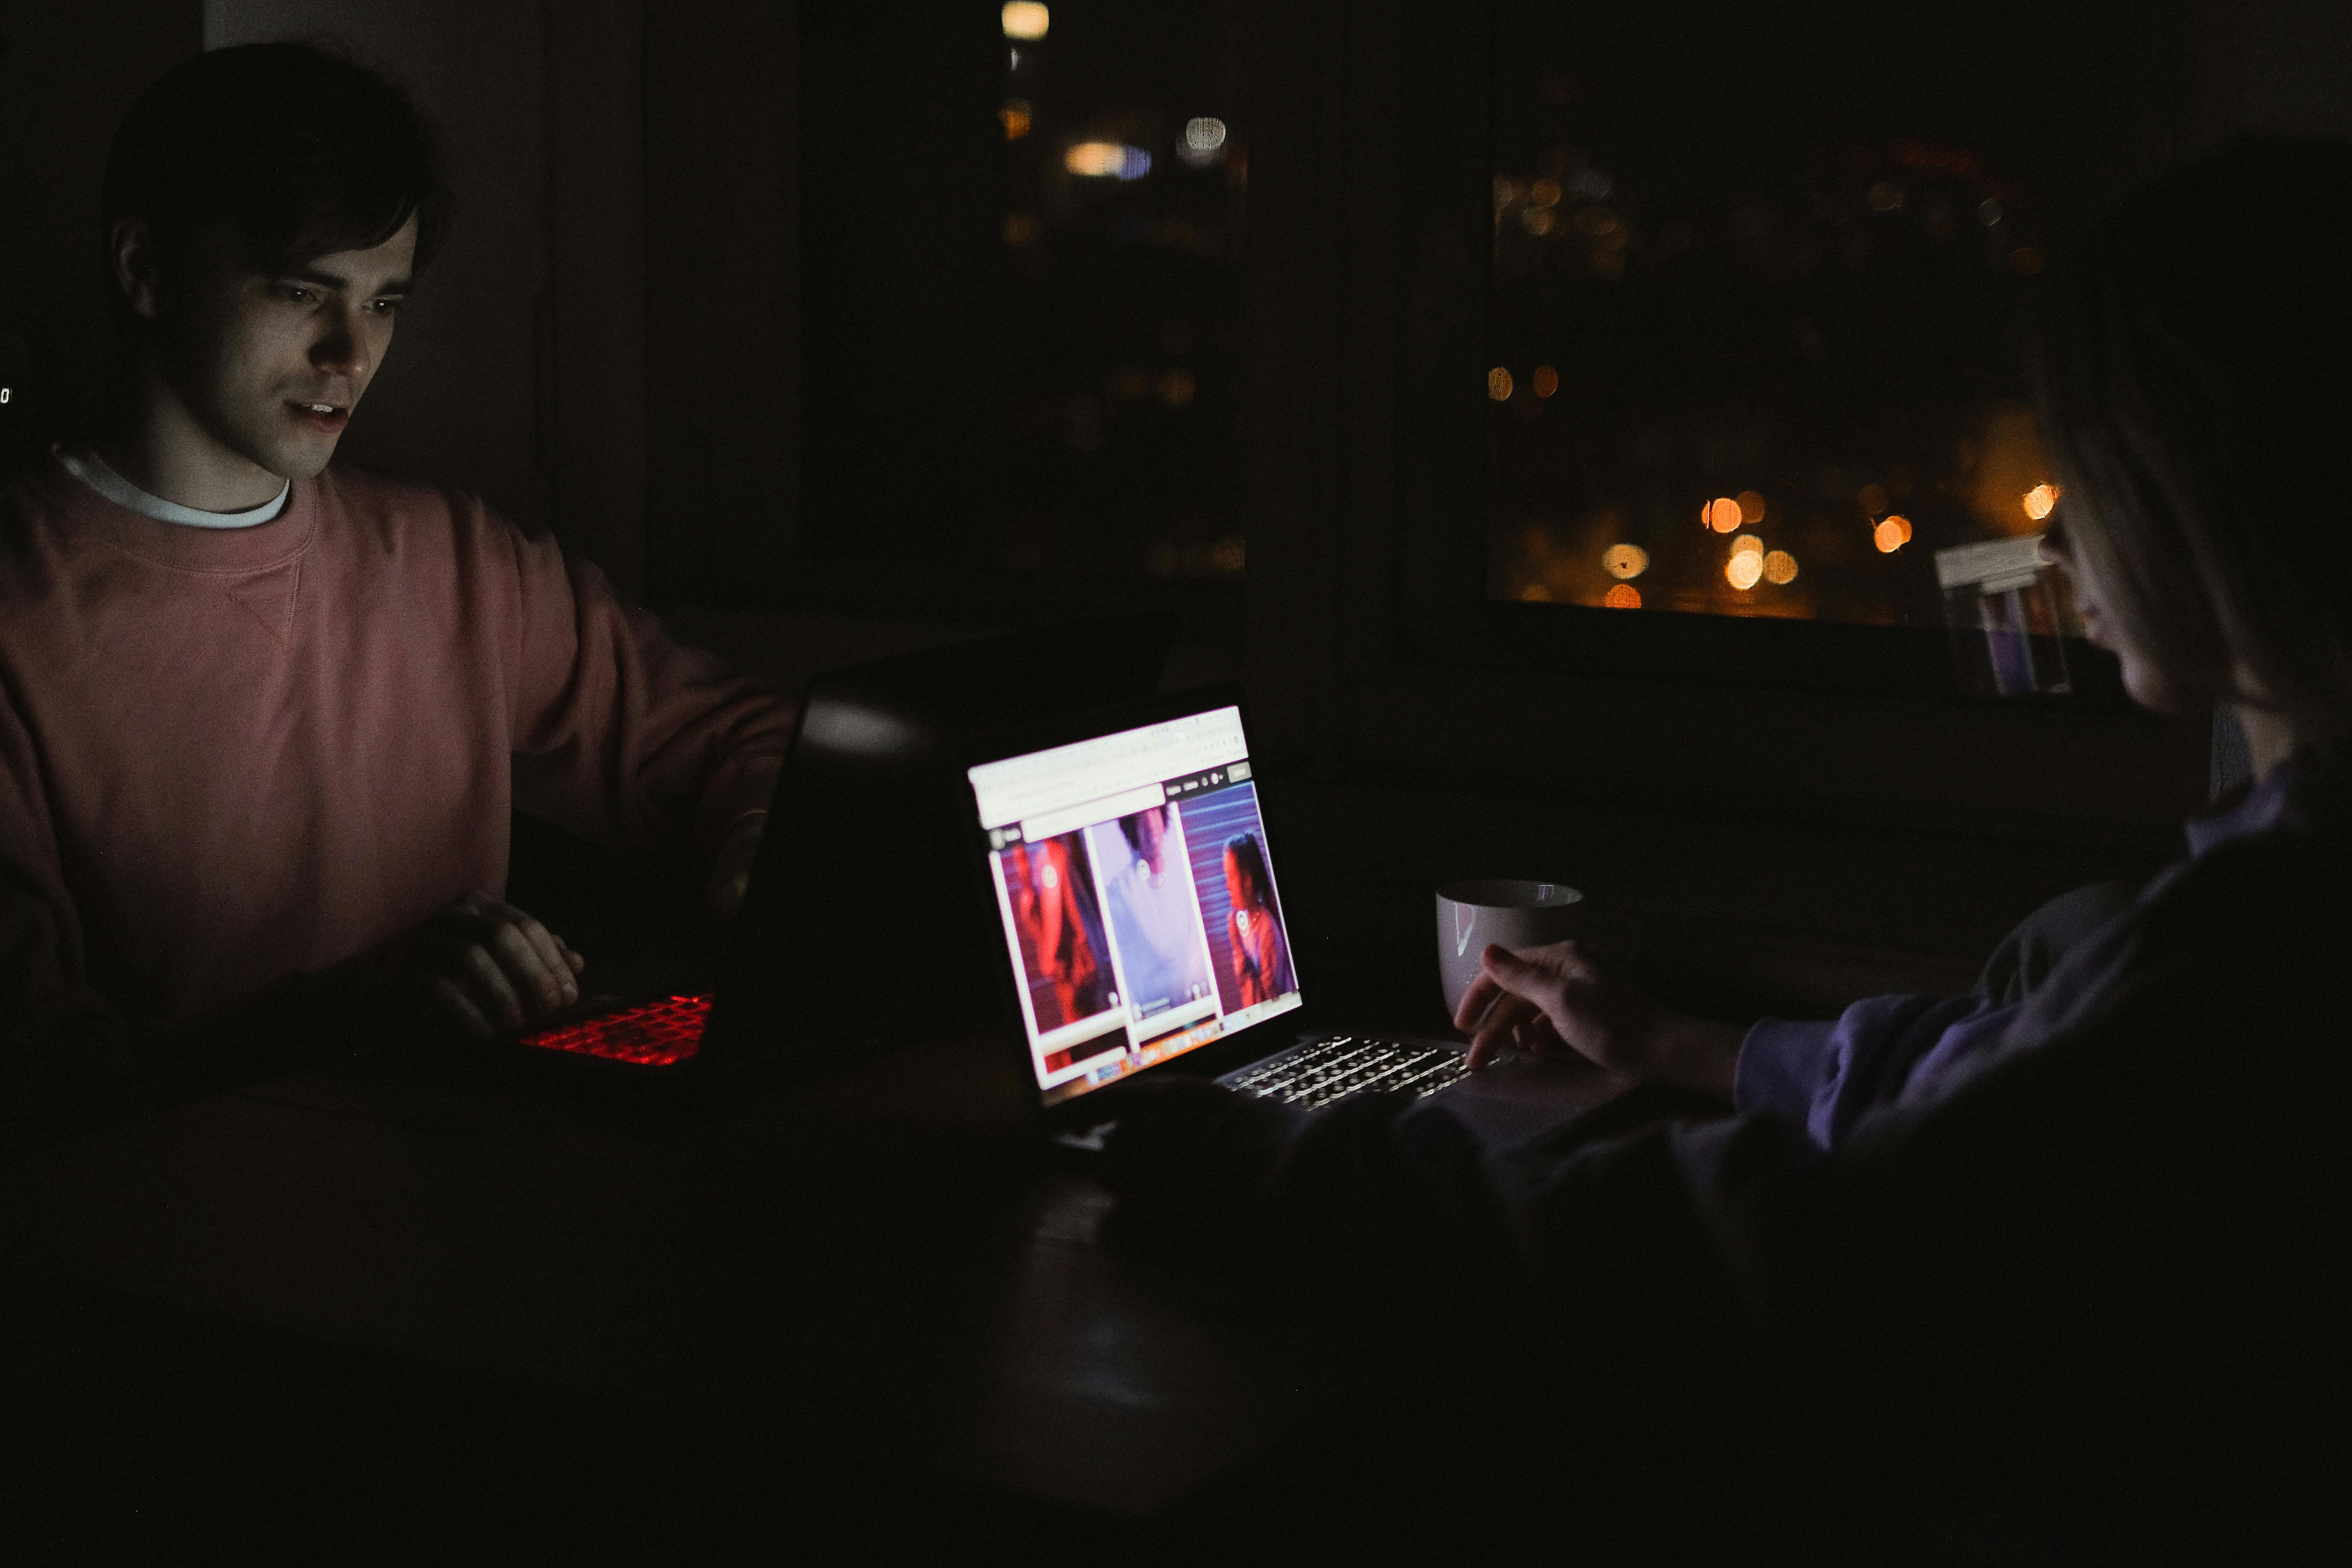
[999,101,1032,140]
[1705,496,1743,533]
[1603,583,1641,609]
[1874,515,1913,553]
[1001,2,1051,40]
[1762,549,1798,585]
[1065,141,1128,176]
[1725,551,1764,590]
[1488,367,1514,401]
[1736,489,1767,524]
[1531,364,1560,398]
[1601,543,1648,579]
[2023,483,2060,521]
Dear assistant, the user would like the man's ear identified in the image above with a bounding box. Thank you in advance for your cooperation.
[108,217,164,320]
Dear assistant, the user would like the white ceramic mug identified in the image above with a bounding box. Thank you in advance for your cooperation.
[1435,878,1588,1020]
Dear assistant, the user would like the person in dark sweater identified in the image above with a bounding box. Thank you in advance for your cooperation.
[1102,138,2352,1559]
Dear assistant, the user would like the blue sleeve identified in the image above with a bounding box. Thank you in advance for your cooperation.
[1735,992,2018,1148]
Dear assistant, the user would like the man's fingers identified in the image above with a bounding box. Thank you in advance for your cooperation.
[457,940,528,1029]
[484,921,569,1014]
[513,914,575,1003]
[427,975,495,1040]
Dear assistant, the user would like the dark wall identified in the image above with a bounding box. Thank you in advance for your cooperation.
[787,0,1004,599]
[642,0,798,605]
[0,1,202,470]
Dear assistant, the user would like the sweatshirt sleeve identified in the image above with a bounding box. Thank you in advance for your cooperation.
[501,521,796,861]
[1734,992,2013,1148]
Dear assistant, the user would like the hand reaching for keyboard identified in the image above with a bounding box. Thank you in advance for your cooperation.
[1454,940,1743,1097]
[374,892,586,1040]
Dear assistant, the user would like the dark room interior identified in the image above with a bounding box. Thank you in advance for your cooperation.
[2,0,2349,1557]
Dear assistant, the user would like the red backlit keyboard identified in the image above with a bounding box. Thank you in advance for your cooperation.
[519,994,711,1067]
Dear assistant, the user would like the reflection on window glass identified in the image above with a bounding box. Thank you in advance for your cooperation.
[999,2,1246,581]
[1485,1,2142,635]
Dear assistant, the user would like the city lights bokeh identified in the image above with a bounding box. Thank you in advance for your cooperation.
[997,6,1245,584]
[1180,116,1228,167]
[1484,22,2079,629]
[1066,141,1152,180]
[1602,543,1649,579]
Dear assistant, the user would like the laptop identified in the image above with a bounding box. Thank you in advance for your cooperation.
[962,684,1627,1136]
[508,615,1174,1084]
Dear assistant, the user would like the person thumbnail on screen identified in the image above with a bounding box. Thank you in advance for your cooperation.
[1086,804,1215,1023]
[998,830,1114,1035]
[1178,782,1297,1014]
[1221,832,1294,1007]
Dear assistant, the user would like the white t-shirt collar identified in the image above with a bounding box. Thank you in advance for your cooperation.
[58,448,291,528]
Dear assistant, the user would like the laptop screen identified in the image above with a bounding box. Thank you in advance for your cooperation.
[968,704,1303,1106]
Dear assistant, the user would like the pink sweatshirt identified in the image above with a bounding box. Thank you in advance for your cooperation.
[0,454,792,1123]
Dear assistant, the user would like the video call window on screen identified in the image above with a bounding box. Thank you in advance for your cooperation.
[1485,0,2118,637]
[970,707,1300,1106]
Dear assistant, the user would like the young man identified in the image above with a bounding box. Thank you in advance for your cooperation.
[0,44,790,1145]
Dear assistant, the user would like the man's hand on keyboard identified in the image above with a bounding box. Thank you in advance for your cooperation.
[1455,940,1743,1096]
[366,892,586,1041]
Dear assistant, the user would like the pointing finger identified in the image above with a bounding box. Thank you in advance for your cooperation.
[1466,991,1535,1070]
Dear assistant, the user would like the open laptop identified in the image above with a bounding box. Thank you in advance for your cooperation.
[507,615,1173,1084]
[962,684,1627,1135]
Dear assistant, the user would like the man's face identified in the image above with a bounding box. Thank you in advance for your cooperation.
[148,216,416,481]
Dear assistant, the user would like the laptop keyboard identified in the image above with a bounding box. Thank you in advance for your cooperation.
[1226,1036,1470,1111]
[519,994,711,1067]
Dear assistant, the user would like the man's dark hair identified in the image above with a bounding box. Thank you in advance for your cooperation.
[2032,135,2352,744]
[101,42,449,297]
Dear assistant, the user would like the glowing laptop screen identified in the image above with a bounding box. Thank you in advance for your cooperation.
[968,706,1303,1106]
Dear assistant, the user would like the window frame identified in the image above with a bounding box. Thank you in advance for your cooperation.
[1236,0,2208,849]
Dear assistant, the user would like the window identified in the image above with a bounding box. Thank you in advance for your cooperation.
[1480,0,2178,693]
[779,2,1248,631]
[998,2,1248,585]
[1231,0,2210,844]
